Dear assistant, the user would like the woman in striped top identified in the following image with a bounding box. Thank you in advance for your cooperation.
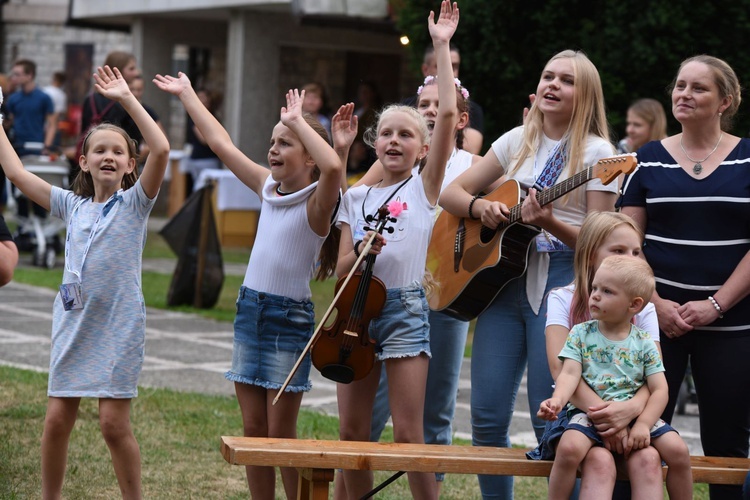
[620,54,750,500]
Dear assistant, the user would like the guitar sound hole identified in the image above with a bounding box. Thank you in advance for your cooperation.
[479,225,496,244]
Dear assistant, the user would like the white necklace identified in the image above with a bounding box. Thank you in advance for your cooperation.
[679,133,723,175]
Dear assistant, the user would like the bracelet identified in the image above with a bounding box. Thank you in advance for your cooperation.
[708,295,724,318]
[353,240,363,258]
[468,195,480,220]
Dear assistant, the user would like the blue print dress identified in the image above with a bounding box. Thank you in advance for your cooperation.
[48,180,156,398]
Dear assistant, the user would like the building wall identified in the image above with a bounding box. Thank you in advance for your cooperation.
[3,23,132,93]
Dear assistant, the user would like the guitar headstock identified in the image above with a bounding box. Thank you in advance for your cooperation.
[592,154,637,185]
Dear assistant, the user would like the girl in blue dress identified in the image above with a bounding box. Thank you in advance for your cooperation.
[0,65,169,499]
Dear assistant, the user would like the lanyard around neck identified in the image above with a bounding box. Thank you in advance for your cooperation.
[361,175,412,223]
[64,191,123,282]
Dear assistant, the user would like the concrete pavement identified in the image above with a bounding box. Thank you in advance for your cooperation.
[0,247,704,454]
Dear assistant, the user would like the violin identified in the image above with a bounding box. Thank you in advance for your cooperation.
[273,206,394,404]
[311,207,394,384]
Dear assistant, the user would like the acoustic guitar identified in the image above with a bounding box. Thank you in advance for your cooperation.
[426,154,637,321]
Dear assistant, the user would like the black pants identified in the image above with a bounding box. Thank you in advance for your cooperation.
[661,331,750,499]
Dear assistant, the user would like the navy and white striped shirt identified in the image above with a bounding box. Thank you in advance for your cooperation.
[620,139,750,336]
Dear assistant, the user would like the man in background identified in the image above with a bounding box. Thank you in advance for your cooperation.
[6,59,57,157]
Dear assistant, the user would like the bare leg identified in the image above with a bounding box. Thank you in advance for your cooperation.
[337,362,382,499]
[652,433,693,500]
[235,383,274,500]
[626,446,663,500]
[579,446,616,500]
[548,431,595,500]
[99,398,142,499]
[386,355,437,500]
[41,397,80,500]
[265,388,304,499]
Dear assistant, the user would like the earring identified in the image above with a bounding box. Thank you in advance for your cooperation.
[719,112,723,117]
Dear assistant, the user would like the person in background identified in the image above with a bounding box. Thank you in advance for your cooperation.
[616,98,668,154]
[128,74,164,166]
[413,43,484,154]
[183,87,222,193]
[79,51,140,149]
[43,71,68,151]
[302,82,332,139]
[620,54,750,500]
[7,59,57,157]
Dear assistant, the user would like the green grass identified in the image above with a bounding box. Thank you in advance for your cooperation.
[0,366,500,498]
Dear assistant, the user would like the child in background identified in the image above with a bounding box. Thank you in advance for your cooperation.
[0,65,169,498]
[154,74,343,498]
[334,2,459,498]
[539,255,692,500]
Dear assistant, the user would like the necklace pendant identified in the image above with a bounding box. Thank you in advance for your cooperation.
[692,163,703,175]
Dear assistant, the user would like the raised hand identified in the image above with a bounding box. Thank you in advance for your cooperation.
[153,72,193,98]
[93,66,131,103]
[280,89,303,127]
[331,103,358,150]
[428,0,459,46]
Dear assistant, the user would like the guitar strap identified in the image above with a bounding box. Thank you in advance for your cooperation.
[533,141,567,190]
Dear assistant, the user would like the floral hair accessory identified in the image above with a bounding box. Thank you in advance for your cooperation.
[416,76,470,100]
[387,200,407,217]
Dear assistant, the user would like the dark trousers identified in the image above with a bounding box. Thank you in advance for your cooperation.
[661,331,750,499]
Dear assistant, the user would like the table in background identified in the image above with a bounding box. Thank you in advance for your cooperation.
[195,169,261,247]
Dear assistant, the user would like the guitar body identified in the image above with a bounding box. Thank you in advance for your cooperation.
[426,154,636,322]
[427,180,540,321]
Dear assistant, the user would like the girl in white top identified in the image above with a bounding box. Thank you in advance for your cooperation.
[537,211,680,498]
[334,3,459,498]
[154,75,343,499]
[439,49,619,499]
[0,65,169,499]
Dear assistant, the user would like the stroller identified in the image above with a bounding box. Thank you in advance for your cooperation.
[8,142,69,268]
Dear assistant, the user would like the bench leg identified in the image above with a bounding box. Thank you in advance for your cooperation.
[297,468,334,500]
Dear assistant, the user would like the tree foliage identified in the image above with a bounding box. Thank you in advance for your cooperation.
[395,0,750,149]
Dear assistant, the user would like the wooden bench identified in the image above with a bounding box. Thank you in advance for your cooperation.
[221,437,750,499]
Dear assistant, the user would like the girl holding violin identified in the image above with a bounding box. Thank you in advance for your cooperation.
[153,76,343,498]
[333,2,460,498]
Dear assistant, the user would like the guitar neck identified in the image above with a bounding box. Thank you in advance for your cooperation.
[506,167,592,225]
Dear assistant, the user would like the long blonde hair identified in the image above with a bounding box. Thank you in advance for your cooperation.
[511,50,611,202]
[570,211,643,325]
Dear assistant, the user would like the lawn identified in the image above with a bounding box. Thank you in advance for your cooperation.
[0,365,558,499]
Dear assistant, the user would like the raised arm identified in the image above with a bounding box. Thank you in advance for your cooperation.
[281,89,342,237]
[94,66,169,199]
[153,72,269,194]
[330,102,358,193]
[0,90,52,209]
[420,0,460,204]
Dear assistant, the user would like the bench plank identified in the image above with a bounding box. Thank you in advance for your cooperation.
[221,436,750,486]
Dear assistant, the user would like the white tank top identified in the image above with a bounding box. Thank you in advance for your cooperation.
[243,176,328,301]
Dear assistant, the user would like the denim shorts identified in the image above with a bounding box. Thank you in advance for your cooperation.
[368,285,431,361]
[225,287,314,392]
[527,407,677,460]
[566,409,676,445]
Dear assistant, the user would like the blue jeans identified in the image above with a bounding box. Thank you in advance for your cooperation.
[471,251,574,499]
[369,310,469,480]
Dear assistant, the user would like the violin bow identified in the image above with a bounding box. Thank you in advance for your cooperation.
[272,235,379,405]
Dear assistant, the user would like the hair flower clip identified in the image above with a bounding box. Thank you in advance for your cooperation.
[387,200,407,217]
[416,75,470,100]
